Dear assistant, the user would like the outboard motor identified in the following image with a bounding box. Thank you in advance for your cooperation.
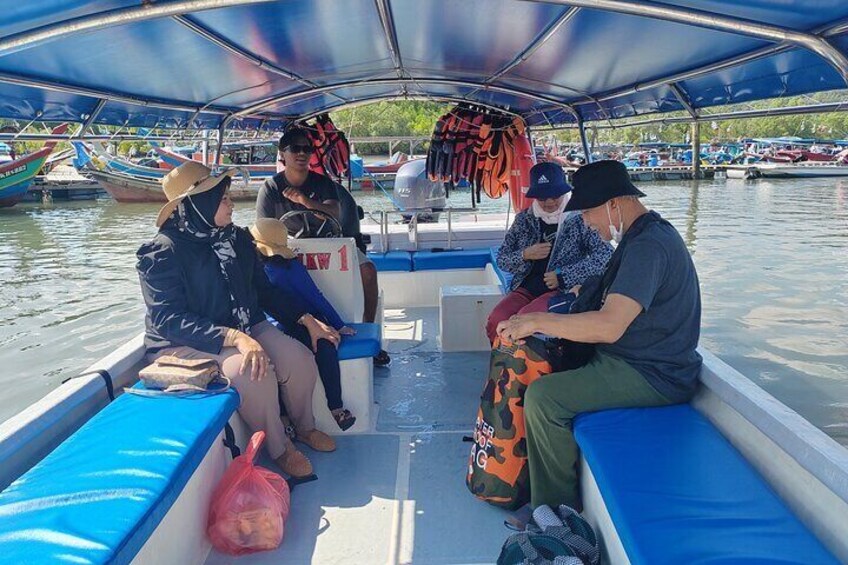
[392,159,446,223]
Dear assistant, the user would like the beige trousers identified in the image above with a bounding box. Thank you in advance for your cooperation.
[149,321,318,458]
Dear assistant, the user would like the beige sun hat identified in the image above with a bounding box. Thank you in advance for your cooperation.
[249,218,297,259]
[155,161,238,227]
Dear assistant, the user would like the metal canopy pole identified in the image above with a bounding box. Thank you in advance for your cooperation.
[235,77,579,120]
[298,94,526,121]
[669,84,697,120]
[577,116,592,163]
[543,101,848,131]
[374,0,405,78]
[462,6,581,101]
[0,0,275,57]
[216,115,233,166]
[75,99,108,138]
[525,0,848,84]
[0,71,231,117]
[172,14,348,105]
[692,121,701,178]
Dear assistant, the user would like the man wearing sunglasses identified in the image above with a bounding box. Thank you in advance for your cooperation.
[257,127,391,367]
[256,126,341,236]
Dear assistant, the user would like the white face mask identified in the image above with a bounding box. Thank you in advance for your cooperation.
[606,201,624,244]
[532,193,569,225]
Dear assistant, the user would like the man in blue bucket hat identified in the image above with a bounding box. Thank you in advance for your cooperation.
[486,162,612,342]
[497,160,702,511]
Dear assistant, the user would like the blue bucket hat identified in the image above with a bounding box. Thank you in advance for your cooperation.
[526,162,572,200]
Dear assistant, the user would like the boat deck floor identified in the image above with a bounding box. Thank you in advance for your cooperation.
[204,307,508,565]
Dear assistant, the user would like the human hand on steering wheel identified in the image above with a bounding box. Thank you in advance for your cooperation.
[280,209,343,238]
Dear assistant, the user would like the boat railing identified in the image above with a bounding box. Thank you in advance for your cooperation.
[374,207,496,251]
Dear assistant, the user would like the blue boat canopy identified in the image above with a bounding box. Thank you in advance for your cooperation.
[2,0,848,131]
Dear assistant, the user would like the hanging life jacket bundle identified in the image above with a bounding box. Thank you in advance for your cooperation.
[466,336,552,509]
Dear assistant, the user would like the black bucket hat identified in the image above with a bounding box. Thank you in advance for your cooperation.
[565,160,646,212]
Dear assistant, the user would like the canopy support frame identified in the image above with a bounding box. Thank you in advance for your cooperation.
[374,0,405,78]
[0,71,231,117]
[669,84,698,120]
[525,0,848,85]
[297,94,525,121]
[234,77,581,122]
[481,6,581,86]
[75,99,108,138]
[586,12,848,107]
[172,14,349,105]
[577,116,592,163]
[215,114,234,165]
[692,121,701,178]
[0,0,276,58]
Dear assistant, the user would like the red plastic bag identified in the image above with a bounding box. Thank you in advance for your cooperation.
[207,431,291,555]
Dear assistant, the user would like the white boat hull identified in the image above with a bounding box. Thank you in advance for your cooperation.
[726,163,848,179]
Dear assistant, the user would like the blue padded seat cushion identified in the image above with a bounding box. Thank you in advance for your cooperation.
[266,318,380,361]
[367,251,413,271]
[338,322,381,361]
[412,248,492,271]
[489,246,512,290]
[0,386,239,565]
[574,405,838,564]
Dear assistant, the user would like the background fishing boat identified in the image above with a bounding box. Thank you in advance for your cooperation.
[0,124,68,207]
[86,168,259,203]
[74,142,170,179]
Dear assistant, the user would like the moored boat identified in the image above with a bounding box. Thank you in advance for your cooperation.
[725,162,848,179]
[79,142,171,179]
[0,124,68,207]
[87,168,260,203]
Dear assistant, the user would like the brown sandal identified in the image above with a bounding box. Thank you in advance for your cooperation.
[296,429,336,452]
[275,448,313,478]
[332,409,357,431]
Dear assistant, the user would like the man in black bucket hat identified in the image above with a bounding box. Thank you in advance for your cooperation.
[497,160,702,511]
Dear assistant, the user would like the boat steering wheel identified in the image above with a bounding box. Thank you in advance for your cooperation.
[280,209,343,239]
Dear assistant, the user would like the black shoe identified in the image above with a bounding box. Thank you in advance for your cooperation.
[373,349,391,367]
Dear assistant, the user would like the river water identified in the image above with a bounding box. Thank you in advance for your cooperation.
[1,178,846,446]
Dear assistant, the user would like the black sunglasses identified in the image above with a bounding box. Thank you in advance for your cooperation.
[285,144,314,154]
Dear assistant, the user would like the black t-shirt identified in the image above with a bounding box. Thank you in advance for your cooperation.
[256,171,339,236]
[519,220,558,297]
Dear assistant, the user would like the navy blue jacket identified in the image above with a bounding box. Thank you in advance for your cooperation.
[497,210,613,292]
[263,258,346,330]
[137,225,307,354]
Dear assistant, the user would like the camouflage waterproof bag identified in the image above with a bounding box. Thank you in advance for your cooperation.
[466,335,553,509]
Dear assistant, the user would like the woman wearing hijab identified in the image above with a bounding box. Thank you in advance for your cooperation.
[136,162,337,479]
[249,218,357,431]
[485,162,613,343]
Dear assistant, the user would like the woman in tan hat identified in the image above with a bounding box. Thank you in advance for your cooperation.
[250,218,357,430]
[136,161,336,478]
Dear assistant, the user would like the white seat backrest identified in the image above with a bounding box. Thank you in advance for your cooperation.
[287,237,364,323]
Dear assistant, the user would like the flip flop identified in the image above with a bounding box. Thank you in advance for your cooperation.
[333,409,357,431]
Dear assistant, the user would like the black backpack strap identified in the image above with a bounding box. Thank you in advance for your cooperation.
[222,422,241,459]
[62,369,115,401]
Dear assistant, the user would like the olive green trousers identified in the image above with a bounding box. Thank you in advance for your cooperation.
[524,352,673,509]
